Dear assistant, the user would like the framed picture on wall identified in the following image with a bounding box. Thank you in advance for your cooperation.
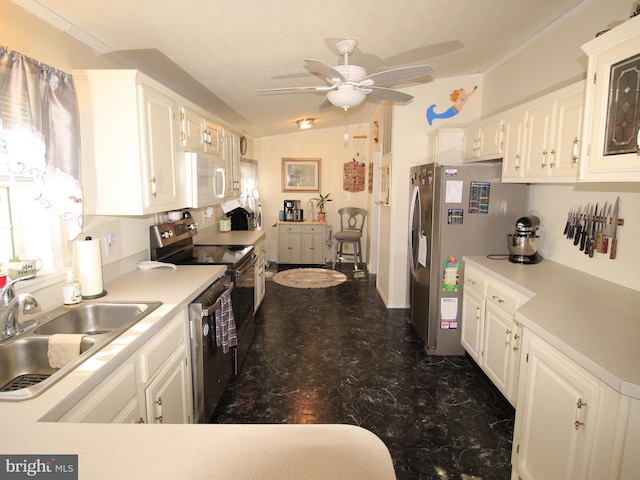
[282,158,321,192]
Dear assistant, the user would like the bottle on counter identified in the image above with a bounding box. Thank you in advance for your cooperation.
[62,271,83,306]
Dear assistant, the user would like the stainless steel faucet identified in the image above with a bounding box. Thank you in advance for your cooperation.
[0,276,40,341]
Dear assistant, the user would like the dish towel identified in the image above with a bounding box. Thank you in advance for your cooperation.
[48,334,85,368]
[214,290,237,354]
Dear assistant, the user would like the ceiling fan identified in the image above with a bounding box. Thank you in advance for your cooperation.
[257,38,435,111]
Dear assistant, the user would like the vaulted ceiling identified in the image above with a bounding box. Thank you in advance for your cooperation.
[14,0,589,138]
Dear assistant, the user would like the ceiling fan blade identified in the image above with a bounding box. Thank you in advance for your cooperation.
[366,86,414,103]
[361,65,434,86]
[257,85,337,93]
[304,58,346,83]
[319,98,333,109]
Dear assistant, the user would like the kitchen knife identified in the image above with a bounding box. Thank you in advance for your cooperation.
[569,206,580,240]
[596,201,607,253]
[584,203,595,255]
[587,203,597,258]
[579,204,591,251]
[602,204,612,254]
[574,204,587,246]
[610,197,619,259]
[563,208,571,236]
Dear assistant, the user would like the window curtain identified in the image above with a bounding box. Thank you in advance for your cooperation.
[0,46,83,241]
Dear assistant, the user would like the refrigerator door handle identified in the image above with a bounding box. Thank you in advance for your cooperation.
[409,185,421,275]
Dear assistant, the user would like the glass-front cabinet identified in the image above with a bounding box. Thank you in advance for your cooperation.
[579,15,640,182]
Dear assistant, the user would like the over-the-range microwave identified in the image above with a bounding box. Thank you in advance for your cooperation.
[184,151,226,208]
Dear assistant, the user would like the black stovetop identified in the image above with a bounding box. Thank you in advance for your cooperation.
[167,244,254,266]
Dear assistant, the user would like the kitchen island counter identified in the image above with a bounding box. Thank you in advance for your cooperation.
[463,255,640,399]
[0,265,395,480]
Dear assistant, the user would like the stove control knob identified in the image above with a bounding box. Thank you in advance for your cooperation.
[161,230,174,239]
[188,222,199,230]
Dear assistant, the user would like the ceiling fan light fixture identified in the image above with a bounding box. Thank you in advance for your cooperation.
[326,86,367,111]
[297,118,315,129]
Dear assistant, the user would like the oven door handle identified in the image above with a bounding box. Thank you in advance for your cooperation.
[201,282,234,318]
[236,253,258,278]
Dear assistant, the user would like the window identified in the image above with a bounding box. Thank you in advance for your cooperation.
[0,179,68,271]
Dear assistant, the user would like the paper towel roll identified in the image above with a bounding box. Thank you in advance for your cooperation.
[73,236,106,298]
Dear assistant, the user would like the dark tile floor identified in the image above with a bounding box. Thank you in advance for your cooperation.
[211,265,515,480]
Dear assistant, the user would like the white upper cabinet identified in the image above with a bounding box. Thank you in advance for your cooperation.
[180,107,206,152]
[579,15,640,182]
[75,70,183,215]
[502,82,585,183]
[463,117,504,161]
[521,83,584,181]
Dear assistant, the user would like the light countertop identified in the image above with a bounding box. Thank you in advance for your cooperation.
[195,228,265,246]
[0,265,395,479]
[463,255,640,400]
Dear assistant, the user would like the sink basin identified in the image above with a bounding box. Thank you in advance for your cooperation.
[0,335,96,394]
[0,301,162,400]
[34,302,160,335]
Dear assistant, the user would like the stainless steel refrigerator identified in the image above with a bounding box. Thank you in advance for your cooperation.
[409,162,527,355]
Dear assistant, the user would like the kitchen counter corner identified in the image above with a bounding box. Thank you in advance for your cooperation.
[463,255,640,399]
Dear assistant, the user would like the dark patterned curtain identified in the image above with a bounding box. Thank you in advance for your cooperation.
[0,46,82,241]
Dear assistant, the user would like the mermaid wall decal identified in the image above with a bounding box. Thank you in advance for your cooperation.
[426,86,478,126]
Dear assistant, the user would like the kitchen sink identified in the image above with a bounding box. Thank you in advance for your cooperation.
[0,301,162,401]
[33,302,160,336]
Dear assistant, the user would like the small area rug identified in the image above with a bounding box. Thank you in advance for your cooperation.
[271,268,347,289]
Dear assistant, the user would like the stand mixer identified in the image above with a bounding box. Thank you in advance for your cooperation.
[508,216,543,264]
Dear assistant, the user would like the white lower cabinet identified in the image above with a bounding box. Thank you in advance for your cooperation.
[461,264,526,406]
[511,330,622,480]
[143,344,191,424]
[60,311,192,424]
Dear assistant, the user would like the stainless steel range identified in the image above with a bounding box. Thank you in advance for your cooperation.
[150,216,257,422]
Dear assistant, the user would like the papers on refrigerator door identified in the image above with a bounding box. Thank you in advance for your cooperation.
[418,232,427,267]
[440,297,458,329]
[445,180,463,203]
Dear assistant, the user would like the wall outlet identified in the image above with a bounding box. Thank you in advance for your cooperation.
[104,233,117,256]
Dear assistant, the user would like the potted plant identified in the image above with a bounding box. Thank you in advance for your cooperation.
[312,193,332,221]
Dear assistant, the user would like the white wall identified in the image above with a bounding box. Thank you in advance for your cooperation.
[381,74,483,308]
[254,125,371,263]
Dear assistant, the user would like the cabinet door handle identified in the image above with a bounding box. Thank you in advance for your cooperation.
[541,150,548,167]
[467,278,477,285]
[513,333,520,351]
[574,397,587,430]
[475,305,481,321]
[549,149,557,167]
[492,295,504,303]
[572,137,580,163]
[154,397,164,424]
[150,177,157,198]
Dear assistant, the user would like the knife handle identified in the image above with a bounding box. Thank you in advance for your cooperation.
[596,232,603,252]
[610,238,617,259]
[579,230,587,251]
[602,236,609,254]
[574,225,582,246]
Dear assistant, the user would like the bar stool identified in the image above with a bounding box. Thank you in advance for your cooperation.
[332,207,367,270]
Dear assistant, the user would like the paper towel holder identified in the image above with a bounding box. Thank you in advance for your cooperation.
[75,236,107,299]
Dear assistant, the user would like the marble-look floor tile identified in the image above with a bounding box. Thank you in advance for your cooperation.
[212,265,515,480]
